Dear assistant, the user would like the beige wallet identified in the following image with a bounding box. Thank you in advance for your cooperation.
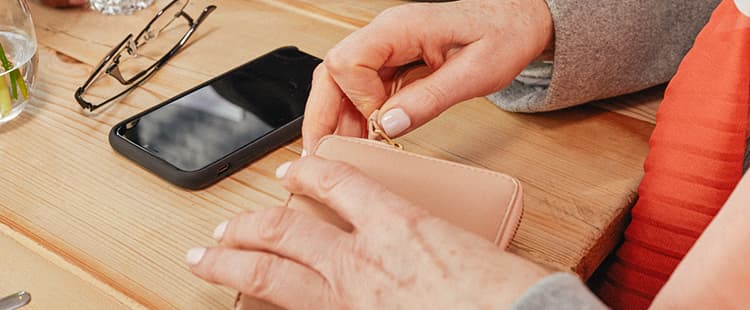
[288,133,524,248]
[235,65,524,309]
[288,63,524,247]
[235,118,525,310]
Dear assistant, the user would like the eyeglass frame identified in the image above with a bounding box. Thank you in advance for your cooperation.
[75,0,217,112]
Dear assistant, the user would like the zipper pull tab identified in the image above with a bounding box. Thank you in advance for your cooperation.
[366,62,432,150]
[368,110,403,150]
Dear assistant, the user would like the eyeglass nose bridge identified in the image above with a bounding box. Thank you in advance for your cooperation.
[106,63,128,85]
[104,47,136,85]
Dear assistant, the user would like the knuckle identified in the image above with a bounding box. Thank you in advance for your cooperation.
[373,191,429,228]
[375,5,410,22]
[393,203,431,227]
[284,163,304,192]
[374,4,431,28]
[228,211,255,238]
[359,183,389,204]
[205,263,220,284]
[419,84,448,117]
[241,255,278,297]
[257,207,296,245]
[311,63,328,81]
[316,162,360,200]
[323,47,353,76]
[203,250,223,283]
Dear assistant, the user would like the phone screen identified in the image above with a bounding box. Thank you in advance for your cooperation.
[118,48,321,171]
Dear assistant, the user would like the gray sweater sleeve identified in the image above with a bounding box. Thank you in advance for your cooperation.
[489,0,720,112]
[512,273,607,310]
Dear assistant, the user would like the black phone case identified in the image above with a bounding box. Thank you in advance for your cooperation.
[109,46,317,190]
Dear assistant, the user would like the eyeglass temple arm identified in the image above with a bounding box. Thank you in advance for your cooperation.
[152,5,216,72]
[110,5,217,86]
[75,5,217,112]
[196,5,217,25]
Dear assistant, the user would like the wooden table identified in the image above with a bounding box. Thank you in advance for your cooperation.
[0,0,661,308]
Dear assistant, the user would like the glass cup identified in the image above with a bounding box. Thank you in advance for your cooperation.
[90,0,155,15]
[0,0,38,125]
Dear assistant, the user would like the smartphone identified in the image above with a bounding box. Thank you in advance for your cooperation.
[110,46,322,189]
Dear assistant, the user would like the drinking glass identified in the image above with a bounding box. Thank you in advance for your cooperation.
[90,0,155,15]
[0,0,38,125]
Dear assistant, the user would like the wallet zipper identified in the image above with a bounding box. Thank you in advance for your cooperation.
[368,110,403,150]
[507,207,524,250]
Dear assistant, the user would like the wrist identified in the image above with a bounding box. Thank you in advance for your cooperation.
[532,0,555,60]
[475,0,554,60]
[488,254,550,308]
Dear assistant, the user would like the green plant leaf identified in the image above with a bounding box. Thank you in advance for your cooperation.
[9,70,18,100]
[0,42,12,72]
[0,75,11,117]
[15,70,27,100]
[0,41,28,103]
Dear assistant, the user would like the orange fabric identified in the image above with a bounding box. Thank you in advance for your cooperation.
[651,165,750,308]
[593,1,750,308]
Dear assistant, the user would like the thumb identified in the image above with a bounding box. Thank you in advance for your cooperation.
[377,48,505,138]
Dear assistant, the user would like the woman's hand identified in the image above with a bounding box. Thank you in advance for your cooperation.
[302,0,553,151]
[187,157,547,309]
[41,0,87,7]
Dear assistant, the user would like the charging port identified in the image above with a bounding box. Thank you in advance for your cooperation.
[217,163,231,175]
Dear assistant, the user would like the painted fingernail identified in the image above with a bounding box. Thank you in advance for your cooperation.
[380,108,411,137]
[70,0,88,5]
[186,247,206,266]
[213,221,228,241]
[275,161,292,179]
[301,149,308,157]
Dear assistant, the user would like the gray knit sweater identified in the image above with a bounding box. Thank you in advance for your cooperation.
[501,1,721,309]
[512,273,606,310]
[490,0,720,112]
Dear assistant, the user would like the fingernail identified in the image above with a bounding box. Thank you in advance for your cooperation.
[186,247,206,266]
[70,0,88,5]
[301,149,308,157]
[380,108,411,137]
[213,221,228,241]
[275,161,292,179]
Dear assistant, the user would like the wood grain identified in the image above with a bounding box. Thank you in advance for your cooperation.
[3,1,352,309]
[260,0,406,29]
[0,225,142,309]
[397,99,651,275]
[592,85,663,124]
[0,0,657,309]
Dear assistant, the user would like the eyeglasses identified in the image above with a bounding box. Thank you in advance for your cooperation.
[75,0,216,112]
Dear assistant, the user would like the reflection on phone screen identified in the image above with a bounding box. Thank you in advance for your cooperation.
[119,49,321,171]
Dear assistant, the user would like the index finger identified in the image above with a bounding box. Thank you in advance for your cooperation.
[322,33,389,119]
[322,9,427,118]
[278,157,421,231]
[302,65,346,152]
